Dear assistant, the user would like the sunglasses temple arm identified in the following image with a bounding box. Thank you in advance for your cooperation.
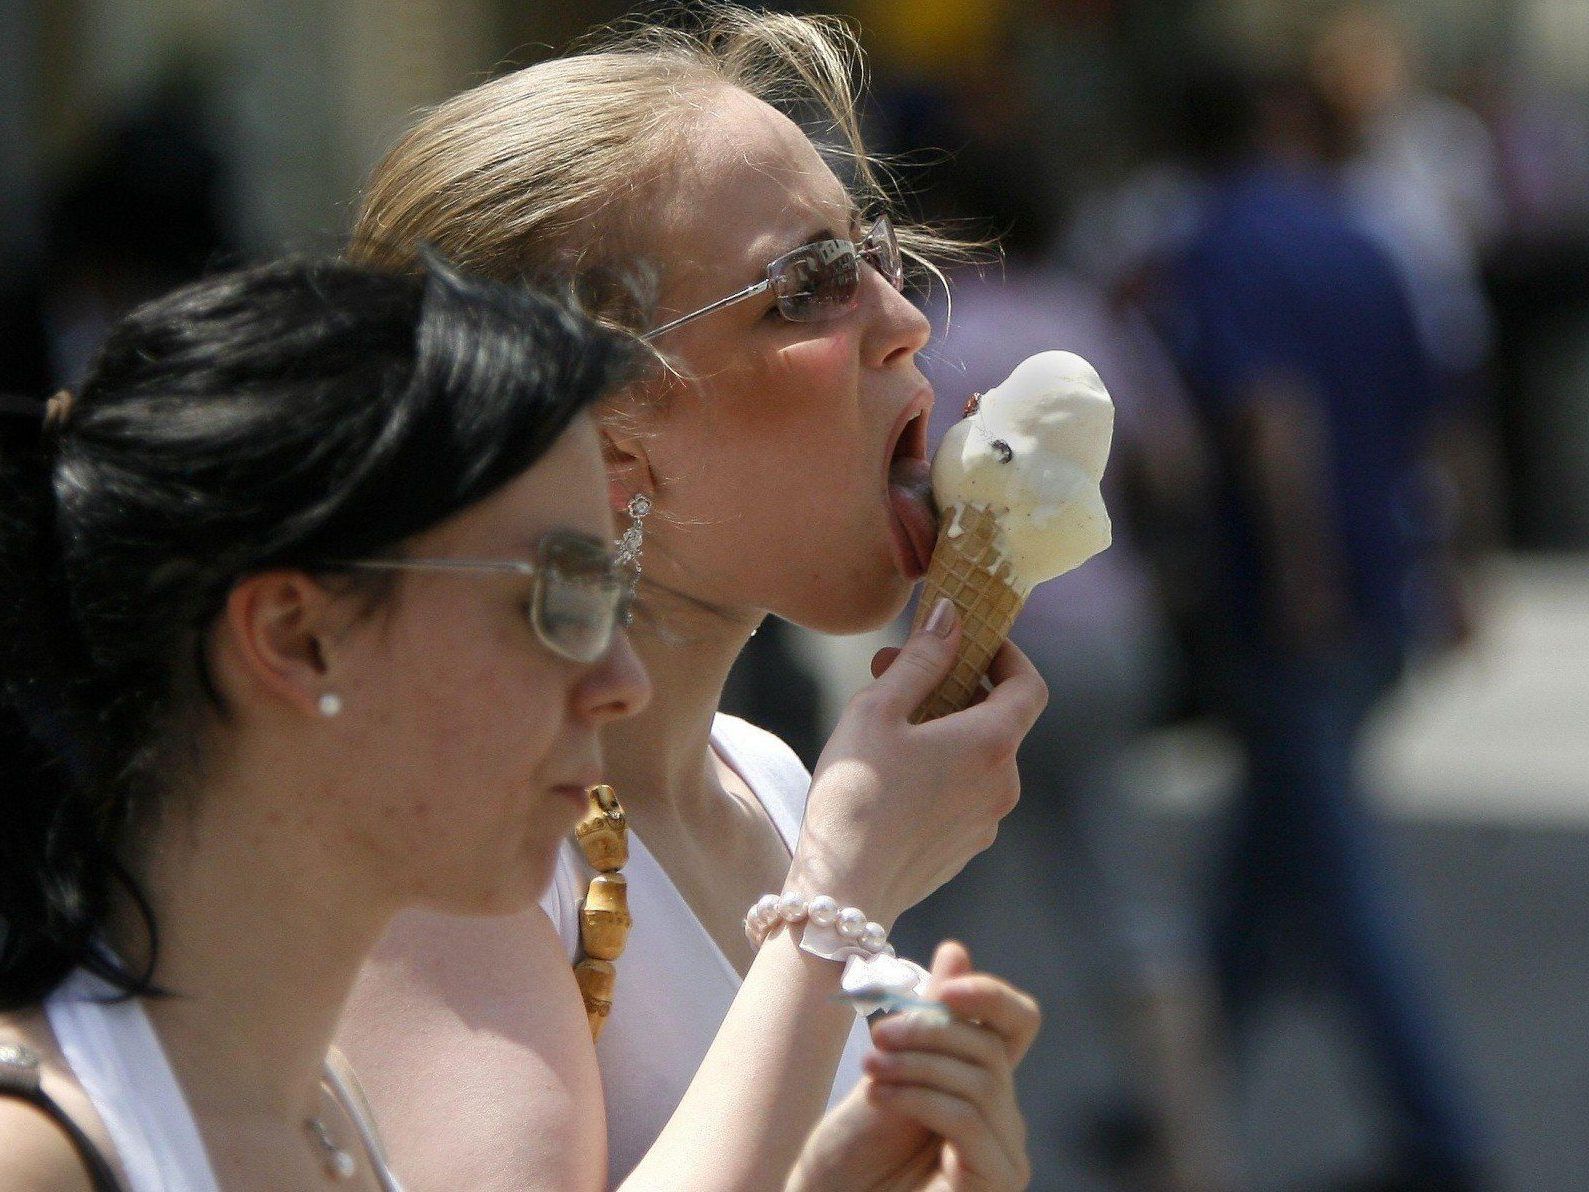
[642,280,771,341]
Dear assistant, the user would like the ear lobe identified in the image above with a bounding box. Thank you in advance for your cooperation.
[599,422,657,514]
[220,572,343,718]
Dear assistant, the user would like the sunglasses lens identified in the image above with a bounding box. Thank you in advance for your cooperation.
[534,533,625,662]
[772,239,862,321]
[862,216,904,290]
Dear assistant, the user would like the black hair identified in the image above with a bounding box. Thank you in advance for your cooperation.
[0,255,642,1008]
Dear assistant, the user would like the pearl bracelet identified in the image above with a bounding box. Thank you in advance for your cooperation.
[745,893,933,1013]
[744,893,889,956]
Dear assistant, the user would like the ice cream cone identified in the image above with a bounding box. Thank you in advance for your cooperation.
[908,503,1026,723]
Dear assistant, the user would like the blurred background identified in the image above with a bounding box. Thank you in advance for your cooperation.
[2,1,1585,1189]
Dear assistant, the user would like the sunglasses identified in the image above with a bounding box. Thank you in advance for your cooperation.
[339,529,631,663]
[643,214,903,340]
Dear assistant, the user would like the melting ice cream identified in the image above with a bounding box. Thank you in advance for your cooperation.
[930,350,1114,595]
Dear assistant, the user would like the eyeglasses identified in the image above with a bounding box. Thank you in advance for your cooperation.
[643,214,903,340]
[337,530,631,663]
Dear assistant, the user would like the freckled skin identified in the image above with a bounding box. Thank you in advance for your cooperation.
[327,417,649,916]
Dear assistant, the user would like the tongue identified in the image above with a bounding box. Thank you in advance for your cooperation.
[888,457,939,575]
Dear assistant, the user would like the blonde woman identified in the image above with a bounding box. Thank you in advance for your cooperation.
[336,8,1047,1192]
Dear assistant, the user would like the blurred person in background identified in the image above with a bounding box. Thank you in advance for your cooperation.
[1308,5,1507,612]
[887,72,1230,1191]
[0,63,237,396]
[1140,65,1492,1192]
[1307,3,1503,408]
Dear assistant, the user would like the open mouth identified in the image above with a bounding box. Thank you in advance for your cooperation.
[886,400,937,581]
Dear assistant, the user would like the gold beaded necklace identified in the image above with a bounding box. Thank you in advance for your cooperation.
[572,784,631,1039]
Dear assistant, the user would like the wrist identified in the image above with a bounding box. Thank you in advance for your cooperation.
[784,854,900,929]
[746,892,932,1017]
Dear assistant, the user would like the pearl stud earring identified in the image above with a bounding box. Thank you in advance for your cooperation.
[318,693,343,718]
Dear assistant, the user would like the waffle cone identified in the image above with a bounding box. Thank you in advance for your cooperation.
[908,504,1025,723]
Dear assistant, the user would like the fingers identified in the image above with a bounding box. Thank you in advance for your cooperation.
[872,1007,1011,1077]
[864,599,961,715]
[865,1081,1027,1189]
[927,939,974,987]
[933,976,1042,1066]
[953,640,1048,738]
[875,954,1041,1067]
[863,1048,1021,1158]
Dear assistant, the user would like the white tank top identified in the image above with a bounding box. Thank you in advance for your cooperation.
[44,969,219,1192]
[540,714,871,1188]
[43,971,403,1192]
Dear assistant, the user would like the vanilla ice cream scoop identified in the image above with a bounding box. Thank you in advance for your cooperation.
[931,350,1114,594]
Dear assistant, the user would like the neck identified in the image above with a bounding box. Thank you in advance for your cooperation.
[602,586,761,823]
[115,767,395,1129]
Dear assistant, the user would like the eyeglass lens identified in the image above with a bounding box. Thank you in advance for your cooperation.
[534,533,628,662]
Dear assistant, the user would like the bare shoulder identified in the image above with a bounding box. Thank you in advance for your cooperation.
[336,905,604,1192]
[0,1013,106,1192]
[0,1098,95,1192]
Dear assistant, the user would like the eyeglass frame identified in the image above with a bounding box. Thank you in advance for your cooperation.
[641,213,904,341]
[331,530,633,664]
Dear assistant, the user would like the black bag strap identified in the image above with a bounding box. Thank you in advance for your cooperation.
[0,1042,125,1192]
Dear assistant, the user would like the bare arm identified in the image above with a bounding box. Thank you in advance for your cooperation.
[0,1100,97,1192]
[623,620,1047,1190]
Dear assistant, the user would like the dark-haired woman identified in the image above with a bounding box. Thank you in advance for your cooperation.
[0,256,648,1190]
[0,257,1037,1191]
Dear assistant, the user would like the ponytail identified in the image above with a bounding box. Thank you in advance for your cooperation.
[0,395,157,1006]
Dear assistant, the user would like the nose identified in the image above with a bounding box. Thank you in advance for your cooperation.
[575,627,652,726]
[861,264,931,370]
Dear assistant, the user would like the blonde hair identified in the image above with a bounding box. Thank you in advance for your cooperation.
[347,4,961,326]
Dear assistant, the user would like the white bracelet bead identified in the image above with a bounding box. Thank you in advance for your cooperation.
[744,893,893,960]
[807,896,839,927]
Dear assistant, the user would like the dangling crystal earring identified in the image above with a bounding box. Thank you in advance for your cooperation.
[615,493,650,572]
[318,692,343,718]
[614,493,650,626]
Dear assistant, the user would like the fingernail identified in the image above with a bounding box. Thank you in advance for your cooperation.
[924,597,955,639]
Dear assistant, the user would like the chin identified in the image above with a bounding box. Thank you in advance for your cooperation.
[419,844,558,919]
[796,570,913,635]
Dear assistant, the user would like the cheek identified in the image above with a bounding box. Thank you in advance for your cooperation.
[763,333,856,415]
[705,335,867,479]
[376,609,560,808]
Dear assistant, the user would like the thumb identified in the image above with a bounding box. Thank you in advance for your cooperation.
[925,939,973,996]
[868,597,959,714]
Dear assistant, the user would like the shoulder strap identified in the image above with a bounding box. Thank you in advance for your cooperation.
[0,1043,126,1192]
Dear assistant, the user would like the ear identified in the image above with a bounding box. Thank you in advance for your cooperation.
[217,571,351,719]
[599,418,659,514]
